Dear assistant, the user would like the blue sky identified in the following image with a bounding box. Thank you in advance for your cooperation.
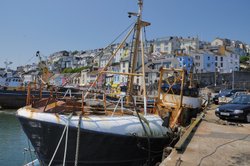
[0,0,249,68]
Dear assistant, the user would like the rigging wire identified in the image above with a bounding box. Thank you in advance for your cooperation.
[94,21,136,60]
[57,21,136,89]
[127,25,137,87]
[24,55,36,65]
[143,26,149,56]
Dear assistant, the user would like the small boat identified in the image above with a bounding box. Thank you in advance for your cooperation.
[17,1,202,165]
[0,89,49,109]
[0,85,82,109]
[0,74,30,109]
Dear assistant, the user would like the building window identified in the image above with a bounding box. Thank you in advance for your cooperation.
[123,62,125,67]
[208,56,210,60]
[215,56,218,61]
[220,57,223,61]
[195,55,200,60]
[215,62,217,66]
[207,63,210,67]
[220,63,223,67]
[195,62,200,67]
[164,46,168,51]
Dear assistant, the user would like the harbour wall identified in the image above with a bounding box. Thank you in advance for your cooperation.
[194,71,250,90]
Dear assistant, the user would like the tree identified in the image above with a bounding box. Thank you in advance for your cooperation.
[72,50,79,55]
[240,56,249,64]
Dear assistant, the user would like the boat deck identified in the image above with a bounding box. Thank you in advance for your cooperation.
[161,105,250,166]
[28,98,151,116]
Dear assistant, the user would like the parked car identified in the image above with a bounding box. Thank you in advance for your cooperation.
[215,94,250,122]
[218,89,245,104]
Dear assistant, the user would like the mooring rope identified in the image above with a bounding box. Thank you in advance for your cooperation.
[48,113,73,166]
[63,115,71,166]
[74,113,82,166]
[129,94,151,166]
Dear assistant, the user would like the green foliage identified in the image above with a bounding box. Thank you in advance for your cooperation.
[72,50,79,55]
[62,66,91,73]
[240,56,249,63]
[62,68,72,73]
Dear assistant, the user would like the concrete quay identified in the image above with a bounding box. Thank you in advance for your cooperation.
[161,105,250,166]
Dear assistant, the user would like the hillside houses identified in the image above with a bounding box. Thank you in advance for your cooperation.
[10,36,249,88]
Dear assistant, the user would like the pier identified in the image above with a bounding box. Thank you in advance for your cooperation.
[161,105,250,166]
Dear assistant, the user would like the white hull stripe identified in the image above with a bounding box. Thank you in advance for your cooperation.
[17,107,169,137]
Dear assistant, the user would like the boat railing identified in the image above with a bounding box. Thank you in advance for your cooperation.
[26,83,155,116]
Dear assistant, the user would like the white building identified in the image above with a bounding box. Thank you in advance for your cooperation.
[211,38,231,47]
[218,51,240,73]
[179,37,199,53]
[246,44,250,54]
[80,69,99,86]
[153,36,180,54]
[75,53,95,67]
[191,50,216,73]
[119,56,130,85]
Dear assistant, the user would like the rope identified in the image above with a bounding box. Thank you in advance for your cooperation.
[63,116,71,166]
[130,94,151,166]
[197,134,250,166]
[74,113,82,166]
[48,113,73,166]
[111,97,122,116]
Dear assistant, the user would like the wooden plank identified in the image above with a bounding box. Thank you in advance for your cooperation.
[175,112,204,150]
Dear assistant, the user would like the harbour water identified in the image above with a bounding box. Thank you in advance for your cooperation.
[0,109,35,166]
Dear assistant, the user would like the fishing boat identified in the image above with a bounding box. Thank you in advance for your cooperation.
[17,1,201,165]
[0,73,30,109]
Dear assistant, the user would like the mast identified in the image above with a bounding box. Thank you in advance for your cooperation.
[126,0,142,97]
[126,0,149,105]
[84,0,150,115]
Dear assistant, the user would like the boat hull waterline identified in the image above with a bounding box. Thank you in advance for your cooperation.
[17,107,172,166]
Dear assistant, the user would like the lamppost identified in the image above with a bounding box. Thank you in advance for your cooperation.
[214,67,220,87]
[232,66,238,90]
[214,68,217,87]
